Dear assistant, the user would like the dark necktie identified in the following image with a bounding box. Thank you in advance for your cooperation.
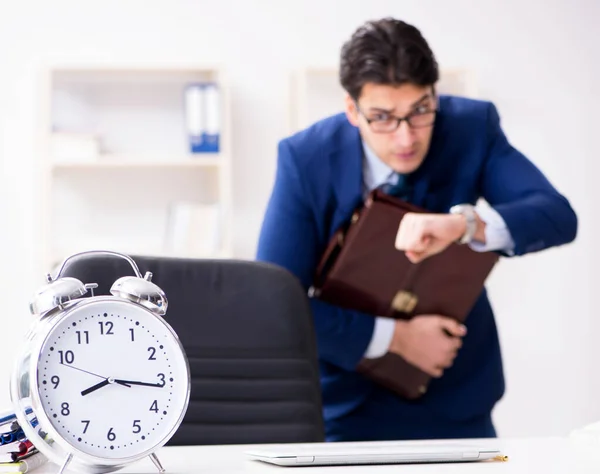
[382,173,412,201]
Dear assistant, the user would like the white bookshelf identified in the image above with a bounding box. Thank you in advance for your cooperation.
[37,64,233,273]
[289,67,478,133]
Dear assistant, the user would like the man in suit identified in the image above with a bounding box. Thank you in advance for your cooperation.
[256,17,578,441]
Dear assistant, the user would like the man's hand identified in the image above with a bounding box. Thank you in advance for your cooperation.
[389,315,466,378]
[395,213,485,263]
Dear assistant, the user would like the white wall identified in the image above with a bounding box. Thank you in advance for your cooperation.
[0,0,598,438]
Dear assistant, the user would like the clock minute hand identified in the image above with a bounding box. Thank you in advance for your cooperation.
[114,379,164,388]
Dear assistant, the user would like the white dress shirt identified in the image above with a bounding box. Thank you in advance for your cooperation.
[361,142,515,359]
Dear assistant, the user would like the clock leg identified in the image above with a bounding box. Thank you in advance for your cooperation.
[149,453,166,473]
[57,453,73,474]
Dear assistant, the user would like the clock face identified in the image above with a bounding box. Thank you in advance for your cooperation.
[35,298,189,460]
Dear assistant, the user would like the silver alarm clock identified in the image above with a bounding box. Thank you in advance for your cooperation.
[10,251,191,473]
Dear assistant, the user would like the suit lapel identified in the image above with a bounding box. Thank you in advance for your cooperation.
[408,110,449,208]
[329,123,364,214]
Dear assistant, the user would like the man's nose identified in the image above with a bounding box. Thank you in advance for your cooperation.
[392,120,415,148]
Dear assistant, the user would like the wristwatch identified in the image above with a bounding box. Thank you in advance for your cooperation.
[449,204,477,244]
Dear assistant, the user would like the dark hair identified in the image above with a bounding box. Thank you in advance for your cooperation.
[339,18,439,100]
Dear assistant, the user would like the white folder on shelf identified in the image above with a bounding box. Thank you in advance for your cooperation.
[164,202,221,257]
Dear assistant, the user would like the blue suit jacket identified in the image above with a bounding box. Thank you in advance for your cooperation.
[256,96,577,439]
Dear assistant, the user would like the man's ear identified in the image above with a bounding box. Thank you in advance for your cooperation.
[344,94,360,127]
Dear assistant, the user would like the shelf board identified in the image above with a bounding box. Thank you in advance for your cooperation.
[51,154,224,171]
[48,63,224,74]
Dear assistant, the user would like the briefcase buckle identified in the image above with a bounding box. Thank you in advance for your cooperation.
[391,290,418,313]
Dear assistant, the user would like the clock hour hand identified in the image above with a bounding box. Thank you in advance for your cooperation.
[81,377,131,396]
[114,379,164,388]
[81,379,110,396]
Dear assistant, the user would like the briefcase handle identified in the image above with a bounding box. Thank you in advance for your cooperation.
[310,190,422,299]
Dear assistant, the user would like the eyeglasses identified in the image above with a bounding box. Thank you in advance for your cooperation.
[356,103,437,133]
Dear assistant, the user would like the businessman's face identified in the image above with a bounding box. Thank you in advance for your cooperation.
[345,83,437,174]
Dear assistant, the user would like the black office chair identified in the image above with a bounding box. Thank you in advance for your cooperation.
[58,253,325,445]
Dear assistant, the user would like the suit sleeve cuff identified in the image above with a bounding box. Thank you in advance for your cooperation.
[469,203,515,255]
[363,317,395,359]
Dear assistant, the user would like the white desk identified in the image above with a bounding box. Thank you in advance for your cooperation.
[33,437,600,473]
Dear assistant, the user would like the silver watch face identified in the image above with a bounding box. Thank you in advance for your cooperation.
[450,204,477,243]
[450,204,475,216]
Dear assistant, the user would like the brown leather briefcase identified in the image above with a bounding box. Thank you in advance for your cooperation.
[309,189,499,399]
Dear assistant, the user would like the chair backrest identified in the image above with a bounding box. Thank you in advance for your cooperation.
[58,254,325,445]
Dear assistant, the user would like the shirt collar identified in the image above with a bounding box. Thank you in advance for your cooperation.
[362,140,396,191]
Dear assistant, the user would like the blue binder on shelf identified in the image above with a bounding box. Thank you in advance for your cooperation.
[184,82,220,153]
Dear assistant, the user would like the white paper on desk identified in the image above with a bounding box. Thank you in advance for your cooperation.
[164,202,221,257]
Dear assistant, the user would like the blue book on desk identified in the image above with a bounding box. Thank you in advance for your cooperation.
[184,82,220,153]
